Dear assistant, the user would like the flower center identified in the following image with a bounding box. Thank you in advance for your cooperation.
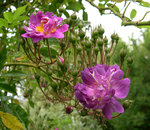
[51,27,56,33]
[36,23,44,33]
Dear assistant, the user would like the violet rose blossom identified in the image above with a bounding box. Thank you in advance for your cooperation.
[74,64,130,120]
[21,11,69,43]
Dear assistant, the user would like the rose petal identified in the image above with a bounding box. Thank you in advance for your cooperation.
[57,24,69,32]
[32,36,43,43]
[35,11,43,26]
[81,68,96,85]
[44,30,64,38]
[45,11,53,18]
[114,78,130,99]
[21,33,30,38]
[102,97,124,120]
[111,70,124,80]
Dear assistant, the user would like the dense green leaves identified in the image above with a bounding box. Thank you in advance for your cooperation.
[66,1,84,12]
[0,18,8,27]
[13,5,27,20]
[3,12,13,23]
[0,83,16,95]
[0,45,7,71]
[8,103,29,128]
[130,9,137,19]
[83,11,88,21]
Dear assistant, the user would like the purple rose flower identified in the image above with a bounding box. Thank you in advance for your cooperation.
[74,64,130,120]
[21,11,69,43]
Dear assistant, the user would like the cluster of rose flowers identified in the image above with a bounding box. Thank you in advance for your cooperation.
[22,11,130,120]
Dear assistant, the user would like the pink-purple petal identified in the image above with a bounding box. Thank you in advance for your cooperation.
[102,98,124,120]
[57,24,69,32]
[81,68,96,85]
[114,78,130,99]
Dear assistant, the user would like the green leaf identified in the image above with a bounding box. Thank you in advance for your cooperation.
[63,10,70,18]
[137,26,150,29]
[0,111,24,130]
[0,18,8,27]
[0,45,7,71]
[1,70,27,77]
[13,16,29,22]
[83,10,88,21]
[66,2,84,12]
[13,5,27,20]
[39,47,59,58]
[140,1,150,7]
[0,83,16,95]
[130,9,137,19]
[3,12,13,23]
[48,38,59,46]
[113,5,120,13]
[8,103,29,128]
[107,4,120,13]
[28,99,34,108]
[99,3,105,8]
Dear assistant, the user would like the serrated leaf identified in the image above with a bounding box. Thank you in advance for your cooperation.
[83,11,88,21]
[0,18,8,27]
[130,9,137,19]
[13,5,27,20]
[0,111,24,130]
[13,16,29,22]
[3,12,13,23]
[0,83,16,94]
[39,47,59,58]
[66,2,83,12]
[0,45,7,71]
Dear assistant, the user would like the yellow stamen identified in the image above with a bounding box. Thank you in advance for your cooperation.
[51,27,56,33]
[36,23,44,33]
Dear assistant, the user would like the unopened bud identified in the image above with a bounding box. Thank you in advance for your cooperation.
[105,48,109,54]
[59,6,64,13]
[120,49,127,62]
[94,47,99,55]
[66,106,72,114]
[111,33,116,40]
[127,57,133,67]
[103,36,108,44]
[98,26,104,36]
[79,30,85,40]
[107,54,111,61]
[97,38,104,48]
[85,42,92,49]
[123,100,133,110]
[70,34,76,45]
[71,13,77,20]
[58,56,64,64]
[77,47,82,54]
[78,21,83,29]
